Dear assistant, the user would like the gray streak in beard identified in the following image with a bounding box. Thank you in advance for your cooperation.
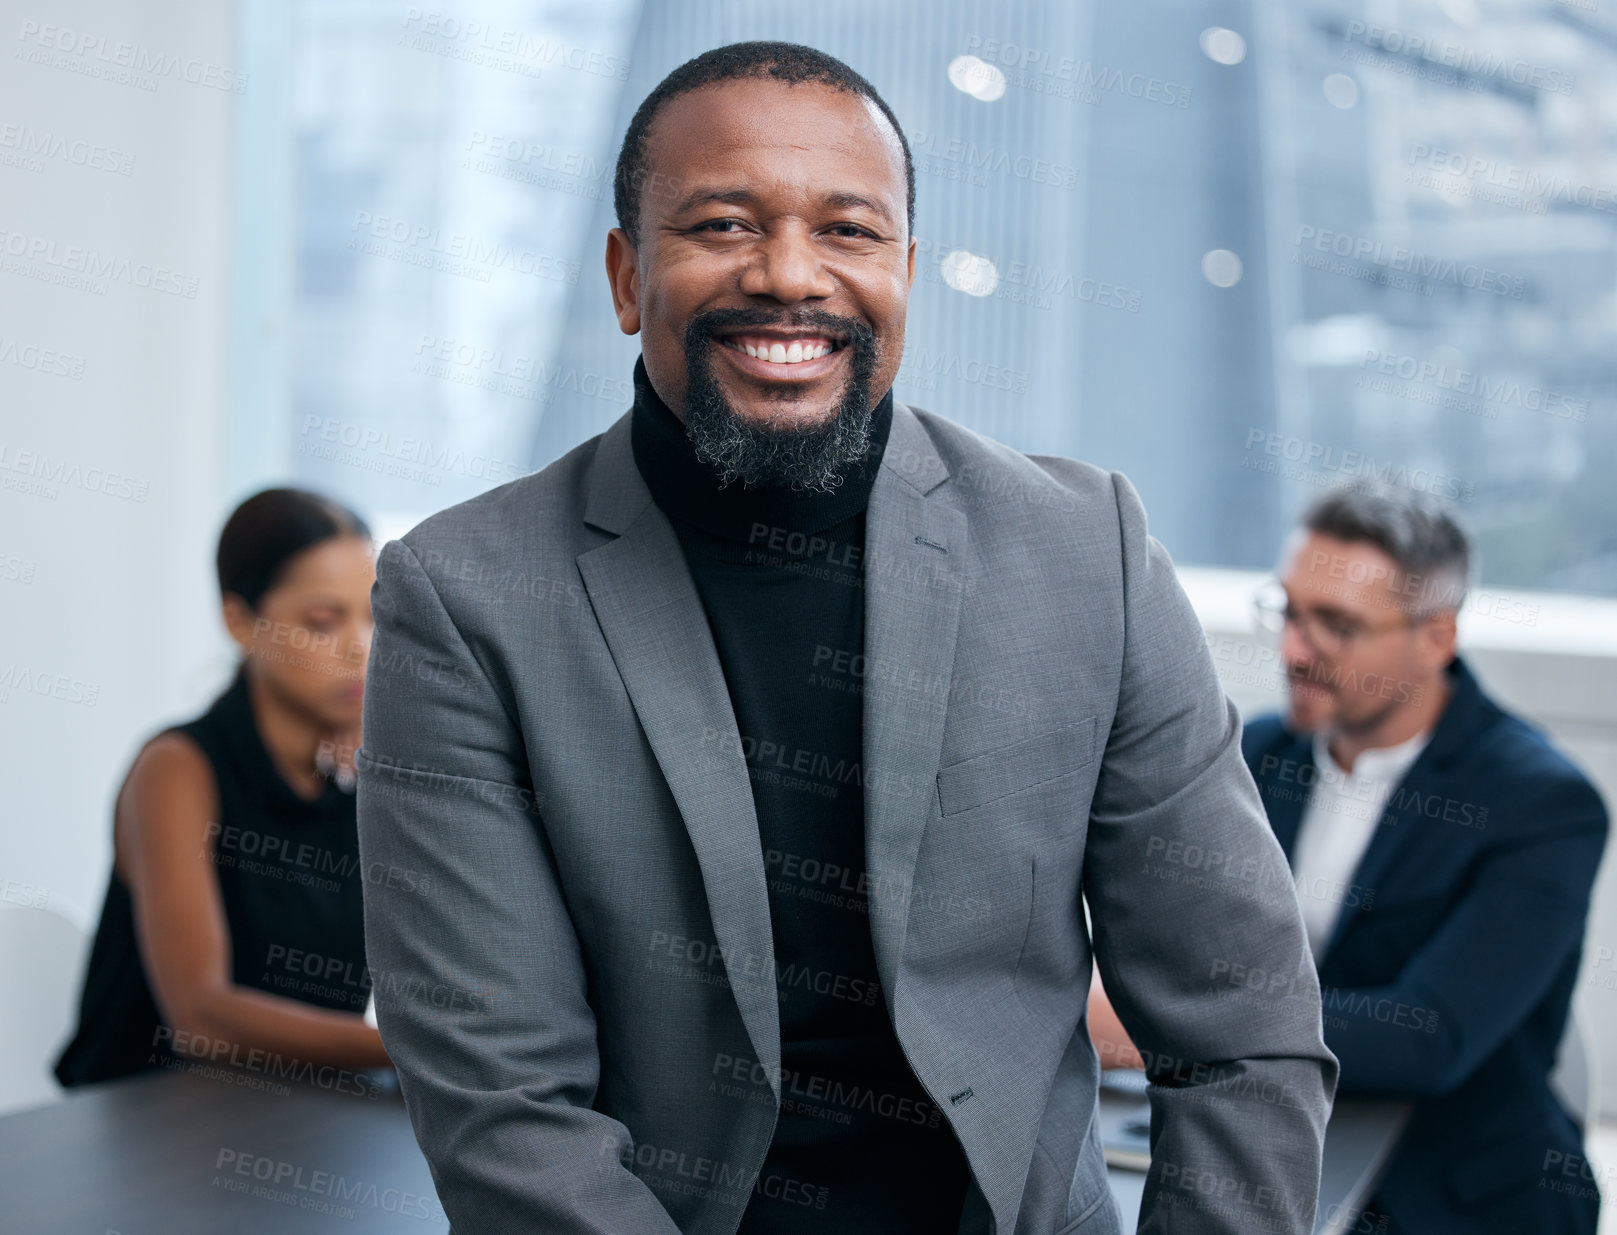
[680,309,880,493]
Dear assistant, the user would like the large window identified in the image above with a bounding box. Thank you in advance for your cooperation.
[238,0,1617,595]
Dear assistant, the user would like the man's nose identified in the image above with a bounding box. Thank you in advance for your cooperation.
[737,225,835,302]
[1280,620,1314,671]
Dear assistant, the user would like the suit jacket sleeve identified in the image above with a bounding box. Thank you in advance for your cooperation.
[1081,474,1340,1235]
[355,537,683,1235]
[1321,771,1608,1096]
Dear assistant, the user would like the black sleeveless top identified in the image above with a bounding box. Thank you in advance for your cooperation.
[53,666,370,1087]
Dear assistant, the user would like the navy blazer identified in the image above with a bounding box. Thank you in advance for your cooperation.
[1243,655,1608,1235]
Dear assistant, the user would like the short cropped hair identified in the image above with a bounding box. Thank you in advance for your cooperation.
[1302,481,1471,613]
[612,40,914,248]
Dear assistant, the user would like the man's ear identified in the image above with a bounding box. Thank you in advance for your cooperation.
[907,235,916,289]
[1421,608,1459,671]
[604,227,642,336]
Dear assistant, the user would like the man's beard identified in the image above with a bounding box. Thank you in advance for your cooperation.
[681,306,880,493]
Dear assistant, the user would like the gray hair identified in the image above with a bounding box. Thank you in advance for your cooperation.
[1300,481,1471,614]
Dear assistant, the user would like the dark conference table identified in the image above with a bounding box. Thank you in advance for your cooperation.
[0,1065,445,1235]
[0,1063,1406,1233]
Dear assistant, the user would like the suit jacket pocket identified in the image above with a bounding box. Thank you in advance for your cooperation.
[1063,1119,1113,1230]
[936,717,1098,817]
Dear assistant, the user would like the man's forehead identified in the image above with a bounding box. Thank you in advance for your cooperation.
[1283,532,1403,598]
[644,79,904,193]
[657,75,887,134]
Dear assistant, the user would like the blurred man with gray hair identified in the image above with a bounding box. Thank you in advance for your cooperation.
[1240,480,1609,1234]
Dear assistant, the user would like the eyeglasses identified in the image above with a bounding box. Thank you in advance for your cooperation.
[1252,581,1424,657]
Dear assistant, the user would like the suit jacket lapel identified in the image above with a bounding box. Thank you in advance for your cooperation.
[574,412,782,1095]
[860,404,967,1001]
[1318,657,1491,967]
[1262,735,1312,863]
[1316,756,1439,969]
[570,402,970,1099]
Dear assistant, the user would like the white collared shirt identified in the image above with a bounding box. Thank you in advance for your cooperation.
[1291,726,1433,963]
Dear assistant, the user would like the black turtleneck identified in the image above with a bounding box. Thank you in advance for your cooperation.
[629,356,970,1234]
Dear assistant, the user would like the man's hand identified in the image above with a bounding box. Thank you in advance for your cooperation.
[1088,967,1145,1072]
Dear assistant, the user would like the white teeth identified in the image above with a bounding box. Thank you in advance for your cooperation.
[725,338,838,363]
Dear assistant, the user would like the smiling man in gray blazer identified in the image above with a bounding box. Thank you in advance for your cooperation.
[356,41,1336,1235]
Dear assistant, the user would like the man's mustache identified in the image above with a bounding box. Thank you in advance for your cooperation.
[1288,662,1336,692]
[686,306,875,351]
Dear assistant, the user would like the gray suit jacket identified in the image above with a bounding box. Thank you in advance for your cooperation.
[355,396,1338,1235]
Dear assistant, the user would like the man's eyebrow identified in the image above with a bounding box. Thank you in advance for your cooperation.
[822,190,894,226]
[669,186,895,227]
[671,187,756,215]
[1302,599,1359,622]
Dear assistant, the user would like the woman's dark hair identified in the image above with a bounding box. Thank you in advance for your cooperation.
[216,487,372,611]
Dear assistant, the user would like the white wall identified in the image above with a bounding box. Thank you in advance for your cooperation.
[0,0,239,1114]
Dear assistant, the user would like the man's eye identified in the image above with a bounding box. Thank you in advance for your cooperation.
[829,224,872,238]
[695,219,743,233]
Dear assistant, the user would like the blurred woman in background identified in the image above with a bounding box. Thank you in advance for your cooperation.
[54,487,389,1086]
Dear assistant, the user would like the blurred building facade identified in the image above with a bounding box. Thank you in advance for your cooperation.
[257,0,1617,590]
